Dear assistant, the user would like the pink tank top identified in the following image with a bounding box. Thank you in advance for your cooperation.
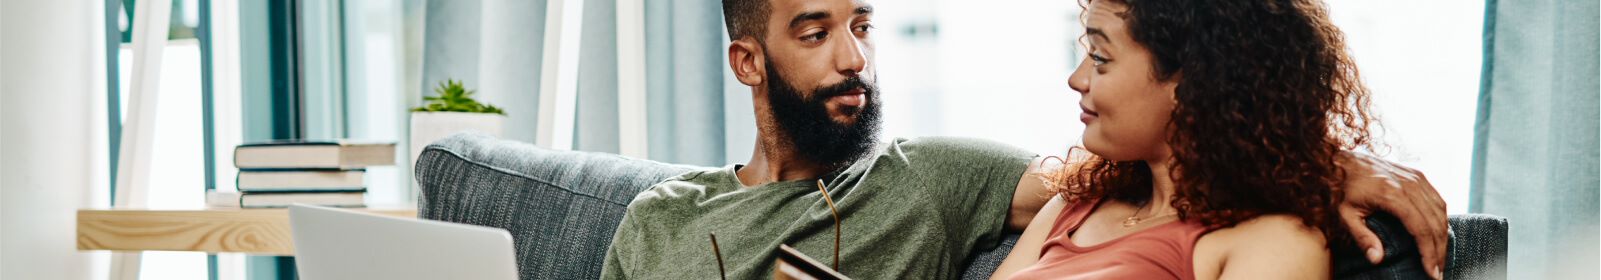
[1008,199,1211,280]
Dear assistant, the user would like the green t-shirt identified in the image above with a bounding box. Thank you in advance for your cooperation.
[601,137,1035,279]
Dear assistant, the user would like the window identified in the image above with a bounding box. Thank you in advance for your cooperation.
[1326,1,1485,214]
[335,0,417,205]
[109,0,222,278]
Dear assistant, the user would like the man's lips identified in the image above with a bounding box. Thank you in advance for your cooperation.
[1080,104,1099,123]
[829,88,867,107]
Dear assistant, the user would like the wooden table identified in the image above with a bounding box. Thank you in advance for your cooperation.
[77,208,417,255]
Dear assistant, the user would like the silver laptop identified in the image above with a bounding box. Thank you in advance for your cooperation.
[288,204,518,280]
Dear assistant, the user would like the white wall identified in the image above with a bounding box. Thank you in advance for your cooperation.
[1,0,113,279]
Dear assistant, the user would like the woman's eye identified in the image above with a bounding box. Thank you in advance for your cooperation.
[1089,53,1109,66]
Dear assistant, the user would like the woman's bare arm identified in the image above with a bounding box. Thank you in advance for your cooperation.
[990,196,1069,280]
[1197,215,1330,280]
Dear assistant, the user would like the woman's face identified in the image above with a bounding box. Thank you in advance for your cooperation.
[1069,0,1179,162]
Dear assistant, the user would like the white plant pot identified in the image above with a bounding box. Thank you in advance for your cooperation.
[409,111,506,164]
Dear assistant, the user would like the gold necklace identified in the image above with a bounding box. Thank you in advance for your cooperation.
[1122,203,1178,228]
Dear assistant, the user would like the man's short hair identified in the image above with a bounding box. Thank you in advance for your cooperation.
[722,0,771,41]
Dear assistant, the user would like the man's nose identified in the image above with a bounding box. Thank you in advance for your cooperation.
[834,35,868,77]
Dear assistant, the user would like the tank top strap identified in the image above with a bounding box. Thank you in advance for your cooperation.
[1175,219,1213,251]
[1046,198,1102,238]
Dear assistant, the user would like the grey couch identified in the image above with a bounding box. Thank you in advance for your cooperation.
[415,133,1508,280]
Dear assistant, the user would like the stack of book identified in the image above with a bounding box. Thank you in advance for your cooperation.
[208,140,396,208]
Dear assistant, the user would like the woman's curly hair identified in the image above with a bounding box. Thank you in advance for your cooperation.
[1047,0,1378,242]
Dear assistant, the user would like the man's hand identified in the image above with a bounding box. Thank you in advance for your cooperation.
[1336,152,1448,280]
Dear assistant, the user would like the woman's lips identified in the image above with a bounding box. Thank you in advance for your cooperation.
[1080,104,1099,123]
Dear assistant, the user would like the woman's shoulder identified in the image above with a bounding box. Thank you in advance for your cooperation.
[1193,214,1329,280]
[1201,214,1325,248]
[1221,215,1321,236]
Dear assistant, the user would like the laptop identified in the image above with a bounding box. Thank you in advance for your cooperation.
[288,204,518,280]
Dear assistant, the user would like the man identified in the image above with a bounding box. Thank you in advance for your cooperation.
[601,0,1450,279]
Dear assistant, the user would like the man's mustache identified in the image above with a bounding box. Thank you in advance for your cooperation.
[810,77,875,99]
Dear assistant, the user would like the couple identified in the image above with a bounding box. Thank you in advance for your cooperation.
[603,0,1449,279]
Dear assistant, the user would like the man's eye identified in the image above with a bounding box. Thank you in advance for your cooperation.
[803,31,829,42]
[853,23,875,33]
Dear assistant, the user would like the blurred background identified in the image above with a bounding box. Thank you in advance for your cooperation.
[3,0,1595,279]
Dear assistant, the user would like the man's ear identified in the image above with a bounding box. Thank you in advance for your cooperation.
[729,38,765,86]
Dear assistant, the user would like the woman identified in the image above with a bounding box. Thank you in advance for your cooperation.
[990,0,1376,279]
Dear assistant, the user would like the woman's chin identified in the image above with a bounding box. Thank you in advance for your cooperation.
[1082,137,1138,161]
[1081,138,1111,158]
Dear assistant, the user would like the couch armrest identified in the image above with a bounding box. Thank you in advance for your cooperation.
[1446,214,1508,280]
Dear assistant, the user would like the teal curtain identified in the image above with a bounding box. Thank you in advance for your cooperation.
[1469,0,1599,279]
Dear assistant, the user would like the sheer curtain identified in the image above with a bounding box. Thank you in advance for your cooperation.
[420,0,739,167]
[420,0,545,145]
[644,0,740,166]
[1469,0,1599,279]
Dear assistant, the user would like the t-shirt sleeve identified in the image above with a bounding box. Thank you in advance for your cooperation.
[601,210,642,280]
[894,137,1036,248]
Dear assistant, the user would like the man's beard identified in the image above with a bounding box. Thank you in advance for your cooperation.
[764,58,883,169]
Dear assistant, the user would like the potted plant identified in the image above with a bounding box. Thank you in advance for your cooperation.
[409,79,507,163]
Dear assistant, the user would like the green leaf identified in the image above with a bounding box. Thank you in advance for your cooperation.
[412,78,507,115]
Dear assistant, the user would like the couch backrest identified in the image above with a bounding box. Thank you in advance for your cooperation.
[415,132,1507,280]
[415,133,699,279]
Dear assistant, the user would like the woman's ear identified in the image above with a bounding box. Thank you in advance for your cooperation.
[729,38,765,86]
[1163,71,1182,101]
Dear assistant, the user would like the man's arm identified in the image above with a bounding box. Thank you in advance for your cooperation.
[1006,157,1054,231]
[600,212,641,280]
[1004,152,1449,279]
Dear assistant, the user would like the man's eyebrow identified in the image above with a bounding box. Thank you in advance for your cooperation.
[855,5,873,15]
[788,11,830,29]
